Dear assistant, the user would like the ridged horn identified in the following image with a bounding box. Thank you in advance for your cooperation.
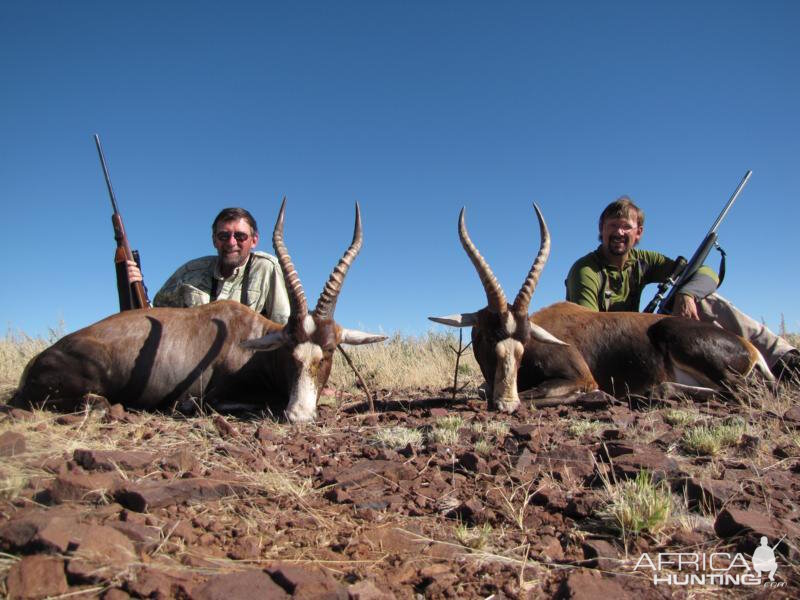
[512,203,550,314]
[314,202,363,320]
[272,197,308,320]
[458,207,507,313]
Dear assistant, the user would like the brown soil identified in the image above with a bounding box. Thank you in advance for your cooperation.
[1,390,798,599]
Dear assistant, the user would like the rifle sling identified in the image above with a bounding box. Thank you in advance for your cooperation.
[210,253,254,306]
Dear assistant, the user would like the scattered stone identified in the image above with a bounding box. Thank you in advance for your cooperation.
[582,539,619,569]
[104,403,128,422]
[0,431,26,457]
[161,448,197,472]
[194,570,290,599]
[115,477,249,512]
[535,444,595,482]
[73,449,157,471]
[457,451,488,474]
[66,525,137,583]
[683,478,744,511]
[212,415,238,438]
[348,579,396,600]
[48,469,120,504]
[126,568,194,599]
[267,562,348,599]
[537,534,564,561]
[576,390,616,410]
[559,569,629,600]
[782,405,800,426]
[610,448,682,481]
[5,555,69,599]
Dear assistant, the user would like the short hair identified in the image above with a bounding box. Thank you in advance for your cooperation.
[599,196,644,231]
[212,207,258,235]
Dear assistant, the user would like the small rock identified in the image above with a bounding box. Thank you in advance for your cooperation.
[0,431,26,457]
[559,570,629,600]
[212,415,237,438]
[457,452,488,474]
[348,579,396,600]
[582,539,619,569]
[267,562,348,599]
[5,555,69,599]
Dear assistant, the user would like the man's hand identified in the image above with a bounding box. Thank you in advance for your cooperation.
[673,293,699,320]
[126,260,143,283]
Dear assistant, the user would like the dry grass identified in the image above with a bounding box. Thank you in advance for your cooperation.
[330,331,481,393]
[0,328,61,400]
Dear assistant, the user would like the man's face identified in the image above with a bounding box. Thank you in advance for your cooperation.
[212,217,259,271]
[600,212,642,258]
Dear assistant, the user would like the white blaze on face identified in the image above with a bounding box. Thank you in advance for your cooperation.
[493,338,524,413]
[285,342,323,423]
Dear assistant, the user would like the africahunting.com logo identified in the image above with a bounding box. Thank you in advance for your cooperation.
[634,536,786,588]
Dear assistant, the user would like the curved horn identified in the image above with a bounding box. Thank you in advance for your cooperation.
[512,203,550,314]
[272,197,308,320]
[314,202,363,320]
[458,207,507,313]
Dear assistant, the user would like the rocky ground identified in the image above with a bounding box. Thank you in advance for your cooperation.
[0,386,798,599]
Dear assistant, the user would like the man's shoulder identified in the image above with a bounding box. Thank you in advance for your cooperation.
[629,248,668,266]
[569,249,603,275]
[249,251,281,269]
[173,255,217,275]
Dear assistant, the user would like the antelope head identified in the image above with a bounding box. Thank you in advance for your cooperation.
[243,199,386,423]
[430,204,566,413]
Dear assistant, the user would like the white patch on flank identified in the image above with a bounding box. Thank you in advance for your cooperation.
[303,315,316,336]
[285,342,323,423]
[494,338,524,412]
[504,312,516,337]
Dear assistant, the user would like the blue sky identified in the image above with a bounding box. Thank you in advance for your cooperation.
[2,1,798,339]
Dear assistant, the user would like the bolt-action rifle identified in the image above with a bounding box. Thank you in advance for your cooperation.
[94,134,150,311]
[643,170,752,314]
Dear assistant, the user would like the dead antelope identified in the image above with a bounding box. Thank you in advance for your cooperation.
[14,200,386,423]
[430,205,771,411]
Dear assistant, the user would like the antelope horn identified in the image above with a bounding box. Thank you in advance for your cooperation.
[512,203,550,315]
[458,207,507,313]
[272,197,308,320]
[314,202,363,320]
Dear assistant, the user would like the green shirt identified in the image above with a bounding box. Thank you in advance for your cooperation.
[153,251,291,324]
[565,247,718,312]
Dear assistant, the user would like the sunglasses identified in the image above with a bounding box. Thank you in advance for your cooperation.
[215,231,250,243]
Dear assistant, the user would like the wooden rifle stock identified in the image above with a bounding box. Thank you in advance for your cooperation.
[94,134,150,311]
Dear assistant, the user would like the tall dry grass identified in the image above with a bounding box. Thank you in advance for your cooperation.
[330,330,481,393]
[0,328,62,401]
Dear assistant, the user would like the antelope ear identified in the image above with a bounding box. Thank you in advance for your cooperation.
[529,323,569,346]
[339,329,388,345]
[241,330,288,351]
[428,313,478,327]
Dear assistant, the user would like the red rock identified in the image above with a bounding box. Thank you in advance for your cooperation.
[73,449,156,471]
[194,570,289,599]
[457,452,488,474]
[576,390,616,409]
[64,525,137,583]
[5,555,68,599]
[161,448,197,472]
[115,477,249,512]
[126,568,194,599]
[347,579,396,600]
[610,449,682,481]
[267,562,348,599]
[104,403,128,422]
[683,478,744,511]
[582,539,619,569]
[559,570,629,600]
[212,415,238,438]
[0,431,26,457]
[48,469,120,503]
[102,588,132,600]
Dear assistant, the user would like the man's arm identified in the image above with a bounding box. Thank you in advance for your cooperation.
[565,264,602,311]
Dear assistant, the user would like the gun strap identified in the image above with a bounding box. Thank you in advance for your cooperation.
[210,253,254,305]
[715,244,726,288]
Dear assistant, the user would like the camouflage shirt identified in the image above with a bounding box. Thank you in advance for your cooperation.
[153,251,291,324]
[565,247,719,312]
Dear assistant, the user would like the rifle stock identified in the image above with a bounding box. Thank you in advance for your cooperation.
[94,134,150,311]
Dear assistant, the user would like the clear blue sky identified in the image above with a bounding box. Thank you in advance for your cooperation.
[2,1,798,339]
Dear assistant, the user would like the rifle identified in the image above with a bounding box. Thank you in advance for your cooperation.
[94,134,150,311]
[643,170,752,314]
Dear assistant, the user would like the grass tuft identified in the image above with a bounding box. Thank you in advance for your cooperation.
[599,470,673,536]
[371,426,424,450]
[682,417,747,456]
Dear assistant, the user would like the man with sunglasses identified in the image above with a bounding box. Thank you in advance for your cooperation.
[127,207,291,324]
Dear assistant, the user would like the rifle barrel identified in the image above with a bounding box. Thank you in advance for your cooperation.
[93,134,120,214]
[708,170,751,235]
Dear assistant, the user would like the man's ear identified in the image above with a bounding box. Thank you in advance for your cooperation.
[251,232,259,248]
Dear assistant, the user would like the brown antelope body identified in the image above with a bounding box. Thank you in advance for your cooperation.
[431,205,771,412]
[15,201,386,423]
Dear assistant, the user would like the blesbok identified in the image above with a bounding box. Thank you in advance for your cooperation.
[430,205,771,412]
[14,200,386,423]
